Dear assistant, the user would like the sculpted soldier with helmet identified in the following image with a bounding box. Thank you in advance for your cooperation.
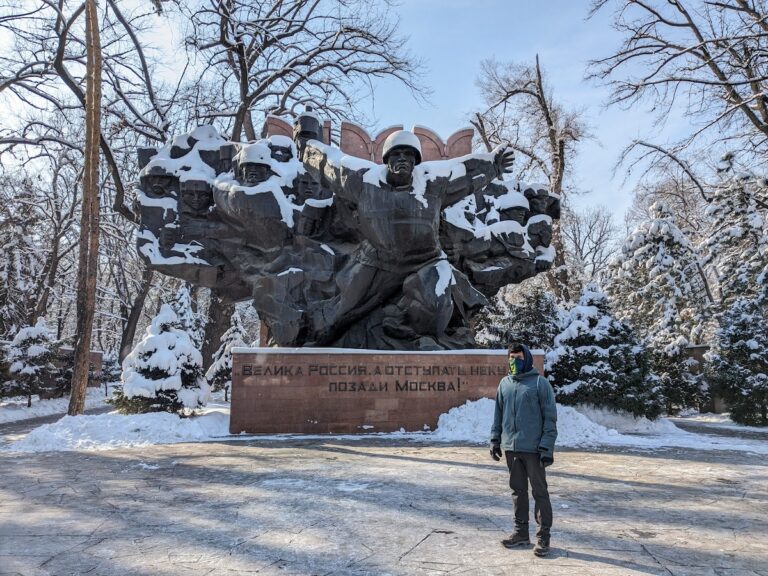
[132,112,560,350]
[300,129,515,348]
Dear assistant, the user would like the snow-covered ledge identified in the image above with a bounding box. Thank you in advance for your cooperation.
[232,347,545,356]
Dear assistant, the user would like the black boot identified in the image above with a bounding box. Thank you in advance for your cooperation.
[533,535,550,557]
[501,532,530,548]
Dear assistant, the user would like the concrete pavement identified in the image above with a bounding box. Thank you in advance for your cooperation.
[1,437,766,575]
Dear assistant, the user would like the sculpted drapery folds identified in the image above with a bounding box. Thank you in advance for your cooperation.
[134,113,560,350]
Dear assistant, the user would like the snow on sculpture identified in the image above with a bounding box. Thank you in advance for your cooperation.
[133,112,560,350]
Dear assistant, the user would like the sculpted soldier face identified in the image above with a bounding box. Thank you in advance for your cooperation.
[241,163,273,186]
[146,177,171,198]
[386,147,417,187]
[183,188,212,213]
[270,146,293,163]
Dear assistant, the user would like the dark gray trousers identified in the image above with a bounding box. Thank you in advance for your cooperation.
[505,451,552,538]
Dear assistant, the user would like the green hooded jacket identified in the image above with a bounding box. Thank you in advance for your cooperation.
[490,345,558,456]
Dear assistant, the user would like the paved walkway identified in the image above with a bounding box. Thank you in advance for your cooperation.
[1,437,766,576]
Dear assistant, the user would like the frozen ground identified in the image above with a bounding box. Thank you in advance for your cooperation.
[670,412,768,434]
[1,400,767,575]
[1,437,766,575]
[0,386,112,424]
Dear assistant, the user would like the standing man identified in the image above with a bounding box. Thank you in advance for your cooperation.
[490,342,558,557]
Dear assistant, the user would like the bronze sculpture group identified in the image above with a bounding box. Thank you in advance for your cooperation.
[135,111,560,350]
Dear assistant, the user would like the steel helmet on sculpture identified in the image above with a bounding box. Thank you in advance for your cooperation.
[382,130,423,165]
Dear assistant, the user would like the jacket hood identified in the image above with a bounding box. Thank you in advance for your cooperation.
[510,344,534,377]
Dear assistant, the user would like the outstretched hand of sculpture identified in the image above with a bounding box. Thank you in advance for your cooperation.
[132,114,560,351]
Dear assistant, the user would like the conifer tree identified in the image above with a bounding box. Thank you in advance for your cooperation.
[546,284,662,418]
[475,286,560,350]
[701,168,768,306]
[3,319,57,407]
[205,310,248,402]
[171,285,205,349]
[606,202,711,411]
[0,202,43,339]
[701,170,768,423]
[705,270,768,426]
[111,305,209,414]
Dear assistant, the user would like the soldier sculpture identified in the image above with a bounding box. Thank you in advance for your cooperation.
[133,111,560,350]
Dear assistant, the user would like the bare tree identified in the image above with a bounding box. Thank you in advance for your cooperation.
[177,0,424,140]
[589,0,768,159]
[0,0,181,221]
[68,0,102,416]
[624,171,709,240]
[1,1,194,371]
[560,205,621,283]
[472,55,590,302]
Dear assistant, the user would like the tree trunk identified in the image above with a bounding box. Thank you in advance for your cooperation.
[30,236,61,324]
[201,291,234,371]
[118,265,154,363]
[68,0,102,416]
[546,222,572,304]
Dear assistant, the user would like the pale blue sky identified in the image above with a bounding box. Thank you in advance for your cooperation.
[365,0,692,220]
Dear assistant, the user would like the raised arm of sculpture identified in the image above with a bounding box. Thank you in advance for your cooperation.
[300,139,370,206]
[443,146,516,206]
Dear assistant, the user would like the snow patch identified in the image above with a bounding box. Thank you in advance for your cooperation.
[6,410,230,452]
[0,387,111,425]
[434,259,456,297]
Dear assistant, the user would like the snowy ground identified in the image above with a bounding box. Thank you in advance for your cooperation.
[669,411,768,434]
[2,434,766,576]
[3,396,767,455]
[2,396,767,575]
[0,386,112,424]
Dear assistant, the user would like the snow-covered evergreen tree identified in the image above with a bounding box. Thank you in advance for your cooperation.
[0,206,43,339]
[475,286,560,350]
[705,269,768,426]
[111,305,210,414]
[606,201,711,411]
[546,284,662,418]
[206,310,248,401]
[171,285,205,349]
[3,319,57,407]
[701,170,768,306]
[701,170,768,424]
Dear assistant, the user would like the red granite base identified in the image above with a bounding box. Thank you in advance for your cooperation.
[230,348,545,434]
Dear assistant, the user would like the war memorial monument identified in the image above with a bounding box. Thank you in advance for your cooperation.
[134,110,560,433]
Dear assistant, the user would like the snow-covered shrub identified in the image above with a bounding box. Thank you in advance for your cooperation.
[111,305,209,414]
[206,310,247,401]
[475,285,561,350]
[606,202,711,411]
[171,284,205,349]
[101,350,122,383]
[3,319,57,406]
[546,284,662,419]
[705,279,768,426]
